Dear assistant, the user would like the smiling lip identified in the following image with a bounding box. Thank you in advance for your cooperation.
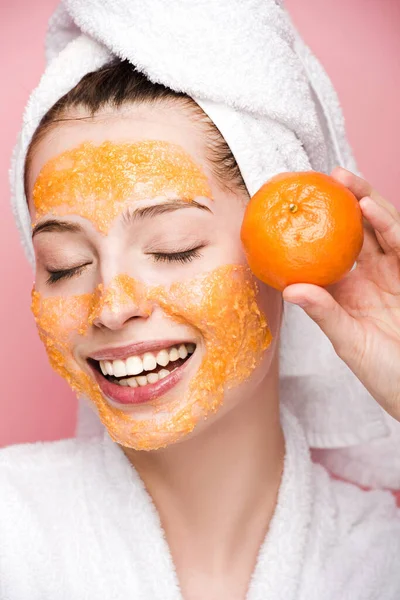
[90,354,193,405]
[89,339,193,361]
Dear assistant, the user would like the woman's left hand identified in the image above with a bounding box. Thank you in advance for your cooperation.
[283,167,400,422]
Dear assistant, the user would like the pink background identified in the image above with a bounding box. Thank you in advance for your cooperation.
[1,0,399,448]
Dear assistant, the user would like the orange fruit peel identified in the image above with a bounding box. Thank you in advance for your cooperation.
[240,171,364,291]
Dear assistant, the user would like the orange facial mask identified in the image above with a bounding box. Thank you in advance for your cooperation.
[32,266,272,450]
[32,140,212,232]
[31,140,272,449]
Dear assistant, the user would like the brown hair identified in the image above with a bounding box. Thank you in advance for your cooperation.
[24,59,247,197]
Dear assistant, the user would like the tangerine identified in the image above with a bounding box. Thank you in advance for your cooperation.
[240,171,364,291]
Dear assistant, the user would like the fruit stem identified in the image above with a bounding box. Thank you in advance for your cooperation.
[289,203,298,213]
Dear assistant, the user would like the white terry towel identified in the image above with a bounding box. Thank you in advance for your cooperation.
[1,406,400,599]
[10,0,400,489]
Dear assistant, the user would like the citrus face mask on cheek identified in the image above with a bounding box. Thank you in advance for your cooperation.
[32,140,212,231]
[31,265,272,450]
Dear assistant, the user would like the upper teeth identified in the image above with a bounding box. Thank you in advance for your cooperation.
[99,343,195,378]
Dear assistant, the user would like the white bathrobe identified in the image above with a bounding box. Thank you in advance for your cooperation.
[1,407,399,600]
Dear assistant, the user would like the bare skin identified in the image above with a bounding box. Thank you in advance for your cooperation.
[28,103,285,599]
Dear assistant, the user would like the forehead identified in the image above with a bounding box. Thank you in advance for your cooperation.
[27,103,210,200]
[31,139,213,234]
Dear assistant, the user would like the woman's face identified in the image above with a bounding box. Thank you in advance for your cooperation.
[27,103,282,451]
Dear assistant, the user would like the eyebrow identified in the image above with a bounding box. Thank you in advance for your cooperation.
[32,199,212,238]
[32,220,82,238]
[122,199,211,225]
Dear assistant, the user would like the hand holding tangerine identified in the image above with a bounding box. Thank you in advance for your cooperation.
[240,171,364,291]
[242,166,400,423]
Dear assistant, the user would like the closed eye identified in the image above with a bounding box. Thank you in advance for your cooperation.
[46,263,92,285]
[45,246,204,284]
[150,246,204,264]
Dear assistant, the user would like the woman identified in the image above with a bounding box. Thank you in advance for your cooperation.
[2,1,400,598]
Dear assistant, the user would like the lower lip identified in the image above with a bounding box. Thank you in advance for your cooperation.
[90,356,192,405]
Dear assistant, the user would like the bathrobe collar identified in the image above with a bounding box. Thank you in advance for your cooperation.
[100,406,312,599]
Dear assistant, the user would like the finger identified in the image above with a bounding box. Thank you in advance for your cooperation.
[331,167,384,258]
[359,196,400,256]
[331,167,400,222]
[357,211,384,263]
[331,167,397,257]
[283,283,361,360]
[331,167,374,199]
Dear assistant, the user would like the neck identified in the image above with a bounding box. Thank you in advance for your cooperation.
[122,353,284,580]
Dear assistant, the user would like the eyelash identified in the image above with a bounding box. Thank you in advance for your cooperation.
[45,247,203,285]
[46,264,89,285]
[151,247,203,264]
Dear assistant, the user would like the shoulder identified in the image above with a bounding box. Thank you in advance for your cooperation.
[304,464,400,599]
[0,435,105,512]
[0,435,109,566]
[0,434,142,597]
[313,462,400,545]
[325,466,400,536]
[0,434,103,475]
[0,435,92,465]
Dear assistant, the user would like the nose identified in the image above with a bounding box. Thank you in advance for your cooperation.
[91,276,151,331]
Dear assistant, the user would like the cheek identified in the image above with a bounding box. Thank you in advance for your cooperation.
[31,290,94,388]
[211,236,247,269]
[31,290,92,345]
[150,265,273,406]
[255,281,284,340]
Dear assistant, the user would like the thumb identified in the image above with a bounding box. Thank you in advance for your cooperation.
[282,283,359,360]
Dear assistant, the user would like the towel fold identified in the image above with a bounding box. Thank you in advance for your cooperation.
[11,0,400,489]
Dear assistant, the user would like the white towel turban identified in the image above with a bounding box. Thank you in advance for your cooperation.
[10,0,400,489]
